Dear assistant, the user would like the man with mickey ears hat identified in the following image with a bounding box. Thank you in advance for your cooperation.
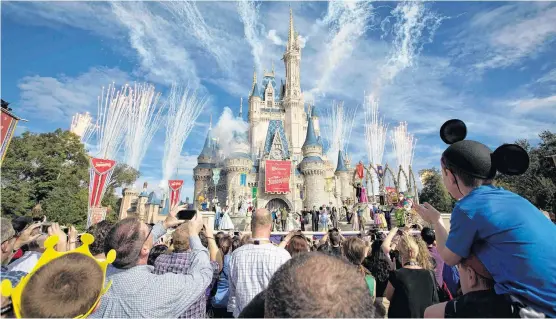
[416,119,556,318]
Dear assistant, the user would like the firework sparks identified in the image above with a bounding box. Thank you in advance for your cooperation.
[124,83,165,170]
[391,121,416,192]
[70,112,96,144]
[364,95,388,195]
[96,83,131,160]
[162,84,207,183]
[324,101,359,167]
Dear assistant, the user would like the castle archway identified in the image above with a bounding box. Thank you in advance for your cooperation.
[265,198,292,212]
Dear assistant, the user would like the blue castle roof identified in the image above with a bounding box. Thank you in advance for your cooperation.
[311,104,319,117]
[301,156,324,165]
[147,191,161,205]
[159,198,170,216]
[264,120,290,158]
[261,75,280,101]
[199,128,213,159]
[335,150,348,172]
[303,116,319,148]
[251,82,261,98]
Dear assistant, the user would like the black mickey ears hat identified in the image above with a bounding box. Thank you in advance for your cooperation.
[440,119,529,179]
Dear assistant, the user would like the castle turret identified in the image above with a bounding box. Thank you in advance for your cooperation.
[334,150,352,205]
[300,116,325,209]
[193,127,215,209]
[119,188,139,220]
[311,104,320,137]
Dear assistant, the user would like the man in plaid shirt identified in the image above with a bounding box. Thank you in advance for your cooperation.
[91,206,213,318]
[154,221,222,318]
[228,209,291,317]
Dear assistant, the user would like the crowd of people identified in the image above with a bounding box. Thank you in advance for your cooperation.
[1,118,555,318]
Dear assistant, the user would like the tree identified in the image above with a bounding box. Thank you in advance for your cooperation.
[1,130,140,230]
[418,168,454,213]
[495,131,555,212]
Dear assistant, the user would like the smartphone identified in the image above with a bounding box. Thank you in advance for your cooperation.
[41,223,52,234]
[176,209,197,220]
[63,227,69,235]
[233,231,240,236]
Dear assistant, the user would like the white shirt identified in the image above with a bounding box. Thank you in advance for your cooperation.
[228,242,291,317]
[8,251,42,273]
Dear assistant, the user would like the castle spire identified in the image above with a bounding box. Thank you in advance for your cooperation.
[288,7,295,49]
[239,97,243,119]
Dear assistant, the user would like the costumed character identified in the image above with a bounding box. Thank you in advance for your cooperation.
[355,183,362,203]
[286,211,301,231]
[214,205,221,230]
[373,206,387,229]
[352,205,361,231]
[360,186,368,203]
[220,206,234,230]
[311,206,320,232]
[198,195,208,211]
[1,234,115,318]
[271,209,278,231]
[280,207,288,231]
[238,196,248,217]
[344,205,351,223]
[330,206,338,229]
[320,207,329,232]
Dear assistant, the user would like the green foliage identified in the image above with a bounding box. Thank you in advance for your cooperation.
[495,131,555,212]
[418,167,454,213]
[1,130,140,229]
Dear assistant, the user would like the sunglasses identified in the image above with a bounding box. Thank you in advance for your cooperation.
[142,223,154,246]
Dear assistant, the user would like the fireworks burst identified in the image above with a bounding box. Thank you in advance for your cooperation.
[96,83,131,160]
[124,83,166,170]
[324,101,359,167]
[364,95,388,195]
[70,112,96,144]
[162,84,207,183]
[391,121,417,192]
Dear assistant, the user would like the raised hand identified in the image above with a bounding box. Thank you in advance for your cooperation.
[14,223,41,250]
[47,223,68,252]
[415,202,442,224]
[164,205,188,229]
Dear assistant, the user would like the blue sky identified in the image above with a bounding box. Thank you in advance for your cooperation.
[2,1,555,200]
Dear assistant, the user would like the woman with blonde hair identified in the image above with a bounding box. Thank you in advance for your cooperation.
[385,228,439,318]
[342,237,376,299]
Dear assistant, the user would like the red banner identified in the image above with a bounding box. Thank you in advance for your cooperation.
[265,160,290,193]
[1,109,20,163]
[89,157,116,208]
[169,180,184,209]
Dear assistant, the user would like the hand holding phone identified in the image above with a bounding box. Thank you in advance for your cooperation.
[177,209,197,221]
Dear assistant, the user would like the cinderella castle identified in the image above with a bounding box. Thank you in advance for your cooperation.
[193,10,355,215]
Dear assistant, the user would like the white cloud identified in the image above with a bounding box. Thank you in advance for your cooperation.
[510,95,556,114]
[17,67,130,121]
[537,68,556,84]
[449,3,556,71]
[267,29,284,46]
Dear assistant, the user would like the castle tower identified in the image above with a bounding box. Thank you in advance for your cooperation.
[248,69,262,154]
[119,188,139,220]
[299,115,325,209]
[137,183,149,222]
[283,9,305,158]
[193,127,215,209]
[334,150,351,205]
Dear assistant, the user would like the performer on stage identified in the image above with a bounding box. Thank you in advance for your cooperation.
[330,206,338,229]
[286,211,301,231]
[220,205,234,230]
[214,205,221,230]
[320,207,329,232]
[311,206,319,232]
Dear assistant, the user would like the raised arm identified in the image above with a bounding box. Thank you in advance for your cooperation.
[382,227,398,256]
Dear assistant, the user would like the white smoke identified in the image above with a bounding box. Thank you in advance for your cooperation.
[212,107,249,158]
[237,0,264,73]
[267,29,284,46]
[311,1,373,98]
[162,1,231,74]
[372,1,445,97]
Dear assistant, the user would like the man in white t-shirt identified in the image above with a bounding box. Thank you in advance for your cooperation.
[228,208,291,317]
